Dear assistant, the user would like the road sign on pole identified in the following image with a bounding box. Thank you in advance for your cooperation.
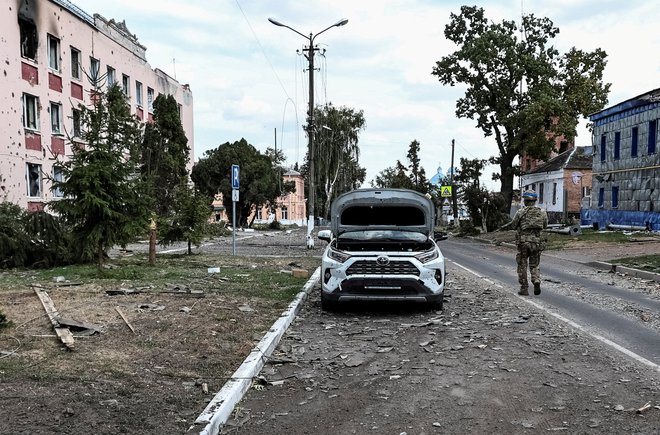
[440,185,452,198]
[231,164,240,189]
[231,165,239,255]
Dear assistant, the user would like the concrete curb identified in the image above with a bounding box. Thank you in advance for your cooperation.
[192,267,321,435]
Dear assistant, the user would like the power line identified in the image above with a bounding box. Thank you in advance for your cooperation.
[234,0,292,101]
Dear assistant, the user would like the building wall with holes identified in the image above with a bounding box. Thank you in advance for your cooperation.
[586,89,660,230]
[1,0,193,210]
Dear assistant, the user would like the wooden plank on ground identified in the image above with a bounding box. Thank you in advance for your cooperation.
[32,286,75,350]
[115,306,136,334]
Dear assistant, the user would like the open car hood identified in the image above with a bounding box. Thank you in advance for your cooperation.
[330,188,435,237]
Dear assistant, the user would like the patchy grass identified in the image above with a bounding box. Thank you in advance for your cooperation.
[470,228,660,268]
[0,253,317,304]
[610,254,660,272]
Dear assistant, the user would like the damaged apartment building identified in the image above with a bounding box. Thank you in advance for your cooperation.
[1,0,193,210]
[584,88,660,231]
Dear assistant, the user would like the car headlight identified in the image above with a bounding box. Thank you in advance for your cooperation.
[327,246,351,263]
[415,248,439,263]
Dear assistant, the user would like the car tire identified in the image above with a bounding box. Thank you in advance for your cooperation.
[429,299,443,311]
[320,291,337,312]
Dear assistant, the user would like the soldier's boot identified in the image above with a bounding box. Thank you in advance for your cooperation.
[533,281,541,295]
[518,286,529,296]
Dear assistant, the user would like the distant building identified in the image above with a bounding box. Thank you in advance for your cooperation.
[519,117,574,174]
[520,146,592,224]
[585,88,660,230]
[429,164,445,186]
[2,0,194,210]
[212,169,307,227]
[253,169,306,226]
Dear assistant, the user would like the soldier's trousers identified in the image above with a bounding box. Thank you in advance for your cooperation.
[516,242,542,288]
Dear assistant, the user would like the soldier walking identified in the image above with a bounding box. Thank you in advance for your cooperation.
[502,190,548,295]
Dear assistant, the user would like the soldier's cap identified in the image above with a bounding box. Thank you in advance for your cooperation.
[522,190,538,201]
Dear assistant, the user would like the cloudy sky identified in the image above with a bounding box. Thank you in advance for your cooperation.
[71,0,659,190]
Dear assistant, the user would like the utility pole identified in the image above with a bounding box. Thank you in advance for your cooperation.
[268,17,348,248]
[450,139,458,222]
[305,39,317,248]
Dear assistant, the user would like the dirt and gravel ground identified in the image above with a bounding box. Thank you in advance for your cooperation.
[0,228,659,435]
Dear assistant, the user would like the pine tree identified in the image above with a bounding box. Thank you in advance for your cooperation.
[49,84,150,267]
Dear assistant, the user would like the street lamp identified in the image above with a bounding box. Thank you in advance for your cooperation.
[269,17,348,248]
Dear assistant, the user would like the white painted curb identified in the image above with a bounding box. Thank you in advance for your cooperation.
[192,267,320,435]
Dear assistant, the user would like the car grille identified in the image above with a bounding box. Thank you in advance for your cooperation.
[346,260,420,276]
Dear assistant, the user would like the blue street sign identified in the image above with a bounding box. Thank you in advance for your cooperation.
[231,164,240,189]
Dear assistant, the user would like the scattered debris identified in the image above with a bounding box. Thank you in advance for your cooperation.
[57,318,103,335]
[33,286,75,350]
[636,401,651,414]
[115,307,136,334]
[106,288,141,296]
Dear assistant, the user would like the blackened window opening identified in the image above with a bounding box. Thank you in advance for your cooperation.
[341,206,425,226]
[19,18,38,60]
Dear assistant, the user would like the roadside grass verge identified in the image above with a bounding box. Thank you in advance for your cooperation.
[0,253,318,305]
[468,228,660,269]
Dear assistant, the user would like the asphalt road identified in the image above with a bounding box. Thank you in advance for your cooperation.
[440,238,660,366]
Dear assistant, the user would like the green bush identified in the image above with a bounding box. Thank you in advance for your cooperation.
[0,202,75,269]
[203,221,232,238]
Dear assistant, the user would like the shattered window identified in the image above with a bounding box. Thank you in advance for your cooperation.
[107,66,115,86]
[136,81,143,106]
[19,18,38,60]
[22,93,39,130]
[70,47,81,79]
[48,34,60,70]
[89,57,100,85]
[122,74,130,97]
[50,102,62,134]
[147,87,154,112]
[52,165,64,198]
[72,108,82,137]
[27,163,42,198]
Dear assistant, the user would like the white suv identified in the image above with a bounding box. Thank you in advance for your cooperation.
[318,188,446,311]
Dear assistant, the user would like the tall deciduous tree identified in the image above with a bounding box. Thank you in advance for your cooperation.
[304,104,366,219]
[50,84,150,267]
[372,140,431,194]
[432,5,609,214]
[191,139,294,227]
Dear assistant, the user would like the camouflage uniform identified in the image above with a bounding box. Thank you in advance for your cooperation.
[509,202,548,295]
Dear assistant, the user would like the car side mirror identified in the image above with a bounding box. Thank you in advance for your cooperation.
[434,231,448,241]
[318,229,332,243]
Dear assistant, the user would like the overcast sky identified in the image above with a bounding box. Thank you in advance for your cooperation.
[71,0,659,190]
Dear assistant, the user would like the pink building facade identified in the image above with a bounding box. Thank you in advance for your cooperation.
[252,170,306,226]
[212,170,307,226]
[2,0,194,210]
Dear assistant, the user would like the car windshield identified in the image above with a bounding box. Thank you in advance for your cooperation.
[338,230,428,243]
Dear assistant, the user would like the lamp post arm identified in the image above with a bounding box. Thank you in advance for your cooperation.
[267,18,308,39]
[312,19,349,43]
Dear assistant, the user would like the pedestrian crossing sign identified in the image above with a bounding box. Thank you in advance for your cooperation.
[440,185,452,197]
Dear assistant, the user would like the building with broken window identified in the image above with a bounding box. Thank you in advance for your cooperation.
[2,0,193,210]
[584,88,660,230]
[520,146,593,224]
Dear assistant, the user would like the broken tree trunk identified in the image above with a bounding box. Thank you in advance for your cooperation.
[32,286,75,350]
